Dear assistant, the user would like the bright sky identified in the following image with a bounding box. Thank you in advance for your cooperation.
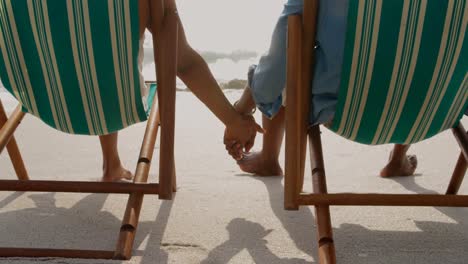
[177,0,284,53]
[143,0,286,82]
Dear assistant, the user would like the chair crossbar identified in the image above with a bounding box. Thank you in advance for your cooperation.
[297,193,468,207]
[0,248,115,260]
[0,180,159,194]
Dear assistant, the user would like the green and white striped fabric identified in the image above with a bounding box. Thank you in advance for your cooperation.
[330,0,468,145]
[0,0,150,135]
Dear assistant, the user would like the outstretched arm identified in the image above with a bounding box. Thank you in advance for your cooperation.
[173,14,263,150]
[147,0,263,150]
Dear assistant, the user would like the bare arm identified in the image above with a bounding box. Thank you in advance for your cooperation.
[174,16,263,152]
[233,87,257,115]
[149,0,262,151]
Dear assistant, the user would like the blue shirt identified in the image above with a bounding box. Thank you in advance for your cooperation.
[249,0,349,124]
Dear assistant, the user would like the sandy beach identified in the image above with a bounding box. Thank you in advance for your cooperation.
[0,90,467,264]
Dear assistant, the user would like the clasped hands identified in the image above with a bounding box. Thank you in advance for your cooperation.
[224,114,263,160]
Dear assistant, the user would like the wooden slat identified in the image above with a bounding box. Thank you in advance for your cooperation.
[300,0,319,194]
[298,193,468,207]
[0,101,29,180]
[157,6,177,201]
[446,152,467,195]
[115,1,178,260]
[0,248,114,259]
[0,180,159,194]
[6,141,29,181]
[309,127,329,194]
[0,105,25,154]
[452,124,468,162]
[309,126,336,264]
[285,14,303,211]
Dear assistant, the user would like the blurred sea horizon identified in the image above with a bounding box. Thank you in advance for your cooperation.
[0,45,257,94]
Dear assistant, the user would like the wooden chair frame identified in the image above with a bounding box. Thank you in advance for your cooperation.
[0,0,177,260]
[284,1,468,263]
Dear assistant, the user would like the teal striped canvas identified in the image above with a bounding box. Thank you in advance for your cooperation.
[330,0,468,145]
[0,0,150,135]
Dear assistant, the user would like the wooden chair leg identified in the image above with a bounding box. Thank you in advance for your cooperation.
[157,8,177,200]
[172,159,177,192]
[158,89,176,199]
[114,96,165,259]
[300,0,320,197]
[154,107,177,193]
[114,2,178,259]
[284,1,322,208]
[285,14,304,211]
[446,125,468,195]
[452,124,468,161]
[6,141,29,181]
[114,104,161,259]
[446,153,466,195]
[309,126,336,264]
[0,101,29,180]
[0,104,25,154]
[154,106,177,194]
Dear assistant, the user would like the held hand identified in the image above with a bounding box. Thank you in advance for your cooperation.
[224,140,243,160]
[224,115,264,160]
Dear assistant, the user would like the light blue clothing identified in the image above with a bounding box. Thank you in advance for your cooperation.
[249,0,349,124]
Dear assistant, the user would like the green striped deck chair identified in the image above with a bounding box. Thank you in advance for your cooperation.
[0,0,148,135]
[285,1,468,263]
[0,0,178,260]
[331,0,468,145]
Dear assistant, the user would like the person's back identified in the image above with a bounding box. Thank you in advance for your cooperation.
[224,0,466,177]
[248,0,349,125]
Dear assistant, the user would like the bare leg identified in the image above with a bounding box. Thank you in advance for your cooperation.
[380,144,418,178]
[99,133,133,182]
[238,107,285,176]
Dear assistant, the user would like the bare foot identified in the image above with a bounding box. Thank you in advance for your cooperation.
[102,164,133,182]
[380,154,418,178]
[237,152,283,176]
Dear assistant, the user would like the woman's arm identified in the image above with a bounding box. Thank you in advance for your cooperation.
[149,0,263,150]
[174,16,263,151]
[174,21,241,127]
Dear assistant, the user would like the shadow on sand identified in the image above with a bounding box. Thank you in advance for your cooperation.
[202,175,467,264]
[0,191,173,264]
[0,174,466,264]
